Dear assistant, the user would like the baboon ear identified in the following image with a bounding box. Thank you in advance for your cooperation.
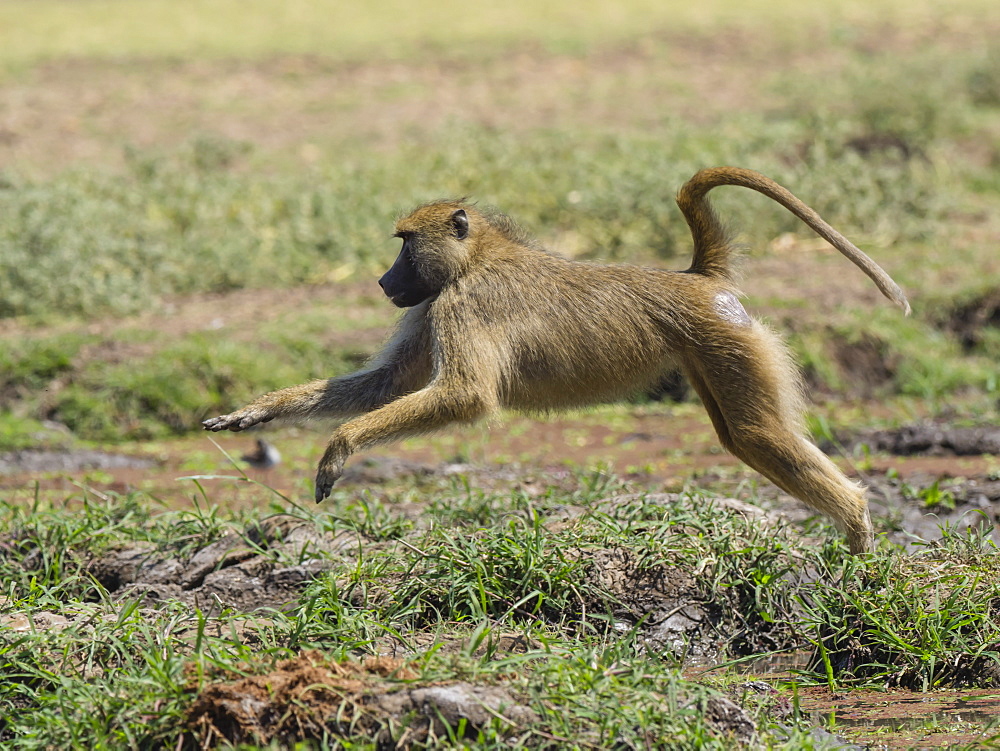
[451,209,469,240]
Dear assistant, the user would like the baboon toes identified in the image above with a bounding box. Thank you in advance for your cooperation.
[313,468,342,503]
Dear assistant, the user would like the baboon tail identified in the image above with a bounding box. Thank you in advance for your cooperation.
[677,166,911,315]
[675,169,735,281]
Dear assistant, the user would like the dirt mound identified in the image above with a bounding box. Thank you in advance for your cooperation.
[575,544,718,657]
[184,650,538,748]
[183,650,761,748]
[85,516,359,612]
[945,290,1000,352]
[843,423,1000,456]
[805,332,898,398]
[568,494,792,660]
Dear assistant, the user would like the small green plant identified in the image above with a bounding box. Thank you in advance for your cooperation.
[917,480,958,512]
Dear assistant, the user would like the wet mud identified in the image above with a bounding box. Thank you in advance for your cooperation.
[848,467,1000,550]
[815,420,1000,546]
[795,686,1000,750]
[842,423,1000,457]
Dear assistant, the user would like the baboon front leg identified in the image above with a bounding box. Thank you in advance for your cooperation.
[314,385,493,501]
[684,332,874,554]
[203,366,413,432]
[203,379,331,432]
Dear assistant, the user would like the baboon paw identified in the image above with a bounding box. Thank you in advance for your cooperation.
[201,415,227,431]
[314,465,343,503]
[315,440,349,502]
[202,410,266,432]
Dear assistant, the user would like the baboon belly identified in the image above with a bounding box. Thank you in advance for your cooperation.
[502,340,674,410]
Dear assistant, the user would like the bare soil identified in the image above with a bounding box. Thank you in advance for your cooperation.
[0,448,154,474]
[184,650,542,749]
[0,37,797,177]
[84,516,357,614]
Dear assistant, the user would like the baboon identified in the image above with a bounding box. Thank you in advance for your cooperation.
[204,167,910,554]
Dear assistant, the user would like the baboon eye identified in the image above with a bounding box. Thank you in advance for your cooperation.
[451,209,469,240]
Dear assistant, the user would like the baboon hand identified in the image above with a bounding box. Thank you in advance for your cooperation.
[202,407,273,432]
[314,439,349,502]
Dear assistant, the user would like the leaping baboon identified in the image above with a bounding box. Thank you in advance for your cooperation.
[204,167,910,554]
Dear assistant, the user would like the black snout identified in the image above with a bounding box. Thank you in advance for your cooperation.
[380,241,437,308]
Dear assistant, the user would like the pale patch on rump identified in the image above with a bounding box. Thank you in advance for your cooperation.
[714,291,751,326]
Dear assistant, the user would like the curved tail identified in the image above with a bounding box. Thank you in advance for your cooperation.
[676,166,911,315]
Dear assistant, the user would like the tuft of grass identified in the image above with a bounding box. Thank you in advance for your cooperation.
[797,526,1000,690]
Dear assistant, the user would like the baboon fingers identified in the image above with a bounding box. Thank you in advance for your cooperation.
[202,410,272,432]
[201,416,227,431]
[202,414,246,432]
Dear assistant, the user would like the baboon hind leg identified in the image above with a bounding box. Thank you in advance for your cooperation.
[683,325,874,554]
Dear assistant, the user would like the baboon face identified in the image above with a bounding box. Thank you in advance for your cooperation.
[379,235,438,307]
[381,205,471,307]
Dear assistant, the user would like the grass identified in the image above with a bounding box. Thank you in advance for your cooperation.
[0,121,957,320]
[798,529,1000,690]
[1,477,999,748]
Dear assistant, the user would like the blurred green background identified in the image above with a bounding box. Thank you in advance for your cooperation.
[0,0,998,444]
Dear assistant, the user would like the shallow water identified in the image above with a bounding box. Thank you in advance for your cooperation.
[796,686,1000,749]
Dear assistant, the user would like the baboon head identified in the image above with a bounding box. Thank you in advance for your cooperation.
[380,201,473,307]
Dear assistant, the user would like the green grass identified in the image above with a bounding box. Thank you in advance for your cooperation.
[798,529,1000,690]
[1,478,999,748]
[0,120,958,320]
